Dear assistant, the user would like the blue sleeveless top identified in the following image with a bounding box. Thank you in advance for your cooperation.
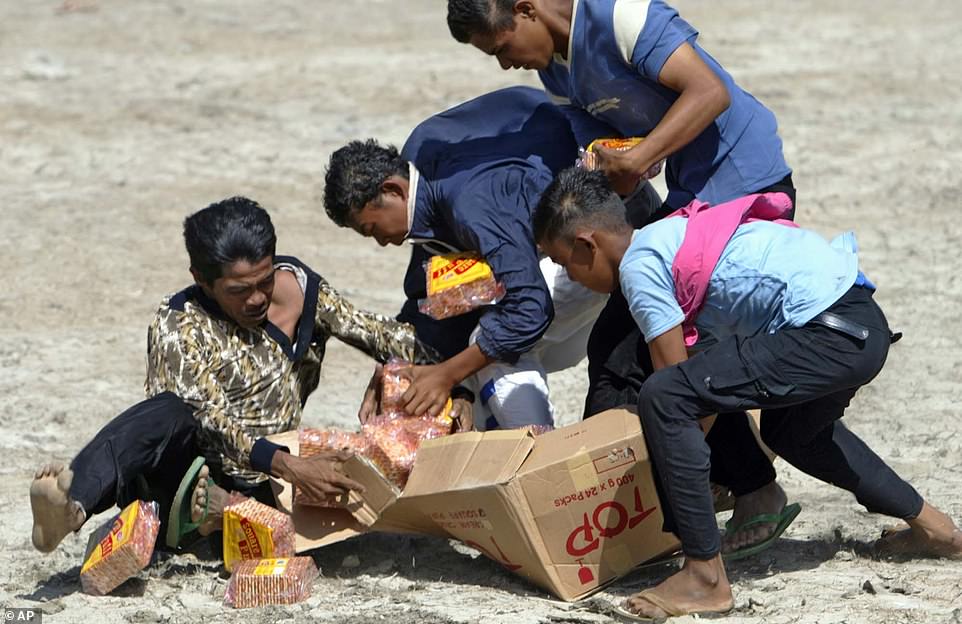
[539,0,791,208]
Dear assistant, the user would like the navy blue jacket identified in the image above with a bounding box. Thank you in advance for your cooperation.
[396,87,581,363]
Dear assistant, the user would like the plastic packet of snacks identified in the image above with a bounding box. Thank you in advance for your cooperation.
[380,358,413,416]
[418,253,506,320]
[224,556,318,608]
[80,499,160,595]
[380,358,454,425]
[222,493,296,572]
[294,428,370,508]
[576,137,664,181]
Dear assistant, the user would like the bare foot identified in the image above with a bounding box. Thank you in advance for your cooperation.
[623,555,733,619]
[30,462,86,552]
[876,502,962,560]
[721,480,788,554]
[191,465,229,536]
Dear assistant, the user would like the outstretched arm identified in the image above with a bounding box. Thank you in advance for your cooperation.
[314,275,440,365]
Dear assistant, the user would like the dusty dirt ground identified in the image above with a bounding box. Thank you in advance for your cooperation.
[2,0,961,622]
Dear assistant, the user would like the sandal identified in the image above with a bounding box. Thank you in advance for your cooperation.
[722,502,801,561]
[613,588,733,622]
[165,456,212,548]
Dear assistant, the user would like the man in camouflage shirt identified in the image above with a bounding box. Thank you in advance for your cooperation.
[30,196,445,553]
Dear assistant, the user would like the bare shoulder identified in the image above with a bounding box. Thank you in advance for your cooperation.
[270,267,305,325]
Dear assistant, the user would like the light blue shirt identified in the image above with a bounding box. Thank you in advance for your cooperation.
[619,218,860,346]
[539,0,791,208]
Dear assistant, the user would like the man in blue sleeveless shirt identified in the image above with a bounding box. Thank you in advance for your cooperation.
[448,0,794,210]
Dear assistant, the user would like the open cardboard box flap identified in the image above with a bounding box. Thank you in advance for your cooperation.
[269,409,680,601]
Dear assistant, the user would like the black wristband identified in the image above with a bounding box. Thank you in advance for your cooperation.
[450,386,475,403]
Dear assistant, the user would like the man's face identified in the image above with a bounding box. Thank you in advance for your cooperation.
[540,234,618,294]
[201,256,276,328]
[350,191,409,247]
[469,13,555,72]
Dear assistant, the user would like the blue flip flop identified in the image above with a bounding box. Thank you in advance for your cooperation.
[722,502,802,561]
[165,456,213,548]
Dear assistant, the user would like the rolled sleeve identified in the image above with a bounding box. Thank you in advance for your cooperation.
[453,167,555,363]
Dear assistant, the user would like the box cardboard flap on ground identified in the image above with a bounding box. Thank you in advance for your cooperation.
[270,408,680,601]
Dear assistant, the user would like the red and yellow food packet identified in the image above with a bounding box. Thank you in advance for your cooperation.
[222,494,296,572]
[224,556,318,608]
[80,499,160,595]
[419,253,505,320]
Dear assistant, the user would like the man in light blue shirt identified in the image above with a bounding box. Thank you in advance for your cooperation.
[534,168,962,621]
[620,218,858,348]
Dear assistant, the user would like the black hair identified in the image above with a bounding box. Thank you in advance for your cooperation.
[323,139,408,228]
[183,196,277,285]
[533,168,631,244]
[447,0,517,43]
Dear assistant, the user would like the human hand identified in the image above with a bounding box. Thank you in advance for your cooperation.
[358,363,384,424]
[403,363,457,418]
[273,451,366,503]
[450,397,474,432]
[593,144,647,196]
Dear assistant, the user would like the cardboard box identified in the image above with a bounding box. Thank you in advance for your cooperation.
[271,408,680,601]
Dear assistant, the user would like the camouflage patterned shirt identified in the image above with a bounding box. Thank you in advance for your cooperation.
[145,255,437,484]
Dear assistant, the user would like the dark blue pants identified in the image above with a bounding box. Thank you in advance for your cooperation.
[638,286,923,558]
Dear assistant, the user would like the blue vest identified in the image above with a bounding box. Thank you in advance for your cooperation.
[539,0,791,208]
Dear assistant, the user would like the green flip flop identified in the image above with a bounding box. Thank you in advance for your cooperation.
[722,502,802,561]
[165,456,213,549]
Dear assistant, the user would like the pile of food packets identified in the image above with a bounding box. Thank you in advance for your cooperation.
[296,358,454,499]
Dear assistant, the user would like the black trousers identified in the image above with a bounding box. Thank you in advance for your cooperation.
[68,392,274,545]
[638,286,924,558]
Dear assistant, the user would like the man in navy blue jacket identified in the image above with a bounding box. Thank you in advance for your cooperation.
[323,87,608,429]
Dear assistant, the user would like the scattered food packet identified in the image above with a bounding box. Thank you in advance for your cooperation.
[222,494,296,572]
[418,253,505,320]
[224,556,318,609]
[80,499,160,595]
[577,137,664,180]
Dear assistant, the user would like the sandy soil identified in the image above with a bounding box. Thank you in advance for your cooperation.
[2,0,961,622]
